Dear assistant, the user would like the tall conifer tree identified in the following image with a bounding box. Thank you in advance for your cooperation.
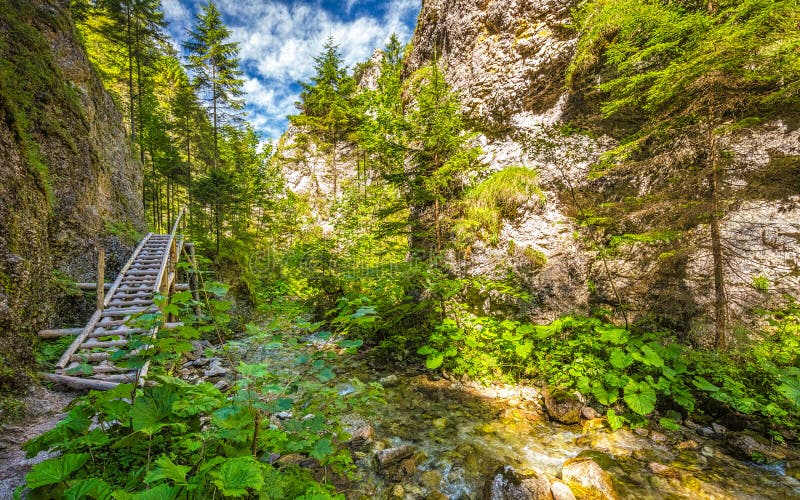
[183,1,244,168]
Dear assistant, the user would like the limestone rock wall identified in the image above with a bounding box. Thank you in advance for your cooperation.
[407,0,800,333]
[0,0,144,389]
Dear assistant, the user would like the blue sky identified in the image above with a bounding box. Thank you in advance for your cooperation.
[161,0,421,142]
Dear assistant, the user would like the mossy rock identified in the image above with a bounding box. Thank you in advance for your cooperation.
[543,387,583,424]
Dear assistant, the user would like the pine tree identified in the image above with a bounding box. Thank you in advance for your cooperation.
[290,38,356,198]
[184,1,244,168]
[404,62,482,257]
[96,0,167,146]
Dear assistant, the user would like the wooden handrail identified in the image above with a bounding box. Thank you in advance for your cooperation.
[154,207,185,294]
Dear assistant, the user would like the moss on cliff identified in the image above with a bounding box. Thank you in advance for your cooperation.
[0,0,144,395]
[0,0,85,207]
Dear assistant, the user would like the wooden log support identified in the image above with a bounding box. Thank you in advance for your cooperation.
[38,327,84,338]
[40,372,119,391]
[187,243,201,317]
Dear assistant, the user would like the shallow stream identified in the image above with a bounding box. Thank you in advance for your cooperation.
[252,335,800,499]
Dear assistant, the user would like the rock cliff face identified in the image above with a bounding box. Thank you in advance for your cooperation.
[0,0,144,389]
[407,0,800,334]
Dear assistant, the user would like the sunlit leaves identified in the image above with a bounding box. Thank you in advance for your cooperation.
[26,453,89,489]
[623,379,657,415]
[210,457,264,497]
[145,456,191,485]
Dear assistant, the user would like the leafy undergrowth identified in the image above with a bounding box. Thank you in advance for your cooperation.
[20,281,382,499]
[417,299,800,436]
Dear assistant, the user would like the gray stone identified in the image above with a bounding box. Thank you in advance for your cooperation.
[376,444,416,468]
[203,359,228,378]
[712,423,728,435]
[379,374,400,387]
[549,480,576,500]
[482,466,553,500]
[725,432,789,463]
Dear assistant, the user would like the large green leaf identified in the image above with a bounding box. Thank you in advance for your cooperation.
[425,354,444,369]
[514,341,534,359]
[597,325,628,345]
[778,375,800,407]
[211,457,264,497]
[606,409,626,430]
[26,453,89,489]
[131,386,179,435]
[310,437,334,461]
[608,349,633,369]
[623,380,656,415]
[632,345,664,368]
[145,456,191,485]
[692,376,720,392]
[130,484,180,499]
[65,478,113,500]
[592,383,619,406]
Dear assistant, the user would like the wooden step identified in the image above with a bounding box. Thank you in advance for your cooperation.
[71,350,141,363]
[102,307,156,316]
[112,292,151,299]
[126,270,158,276]
[92,373,138,383]
[108,299,154,307]
[80,339,129,349]
[38,327,83,338]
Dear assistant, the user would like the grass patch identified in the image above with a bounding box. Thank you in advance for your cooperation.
[457,167,546,245]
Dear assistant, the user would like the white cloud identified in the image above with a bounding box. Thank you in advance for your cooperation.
[163,0,420,141]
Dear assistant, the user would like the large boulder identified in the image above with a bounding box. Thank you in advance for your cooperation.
[376,444,416,468]
[724,432,791,463]
[561,457,617,500]
[543,387,583,424]
[483,466,553,500]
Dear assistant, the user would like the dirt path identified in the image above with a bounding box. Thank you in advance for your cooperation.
[0,386,75,498]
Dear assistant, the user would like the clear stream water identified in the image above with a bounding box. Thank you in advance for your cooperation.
[251,335,800,499]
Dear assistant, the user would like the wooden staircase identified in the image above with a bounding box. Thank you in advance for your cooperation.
[41,210,191,390]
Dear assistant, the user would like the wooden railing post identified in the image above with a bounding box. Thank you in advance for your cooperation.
[96,246,105,311]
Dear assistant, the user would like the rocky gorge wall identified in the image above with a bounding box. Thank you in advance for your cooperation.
[405,0,800,336]
[276,0,799,339]
[0,0,144,391]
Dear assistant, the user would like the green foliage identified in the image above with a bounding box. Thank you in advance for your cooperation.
[456,167,545,246]
[105,220,143,246]
[519,246,547,269]
[36,336,74,371]
[415,299,800,429]
[752,275,770,292]
[23,280,380,498]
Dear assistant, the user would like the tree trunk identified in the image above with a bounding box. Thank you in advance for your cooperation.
[708,126,727,349]
[127,6,135,144]
[135,25,144,165]
[212,64,218,169]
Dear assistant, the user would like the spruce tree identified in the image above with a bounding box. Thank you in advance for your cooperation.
[97,0,167,146]
[404,62,482,257]
[290,38,356,198]
[184,1,244,168]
